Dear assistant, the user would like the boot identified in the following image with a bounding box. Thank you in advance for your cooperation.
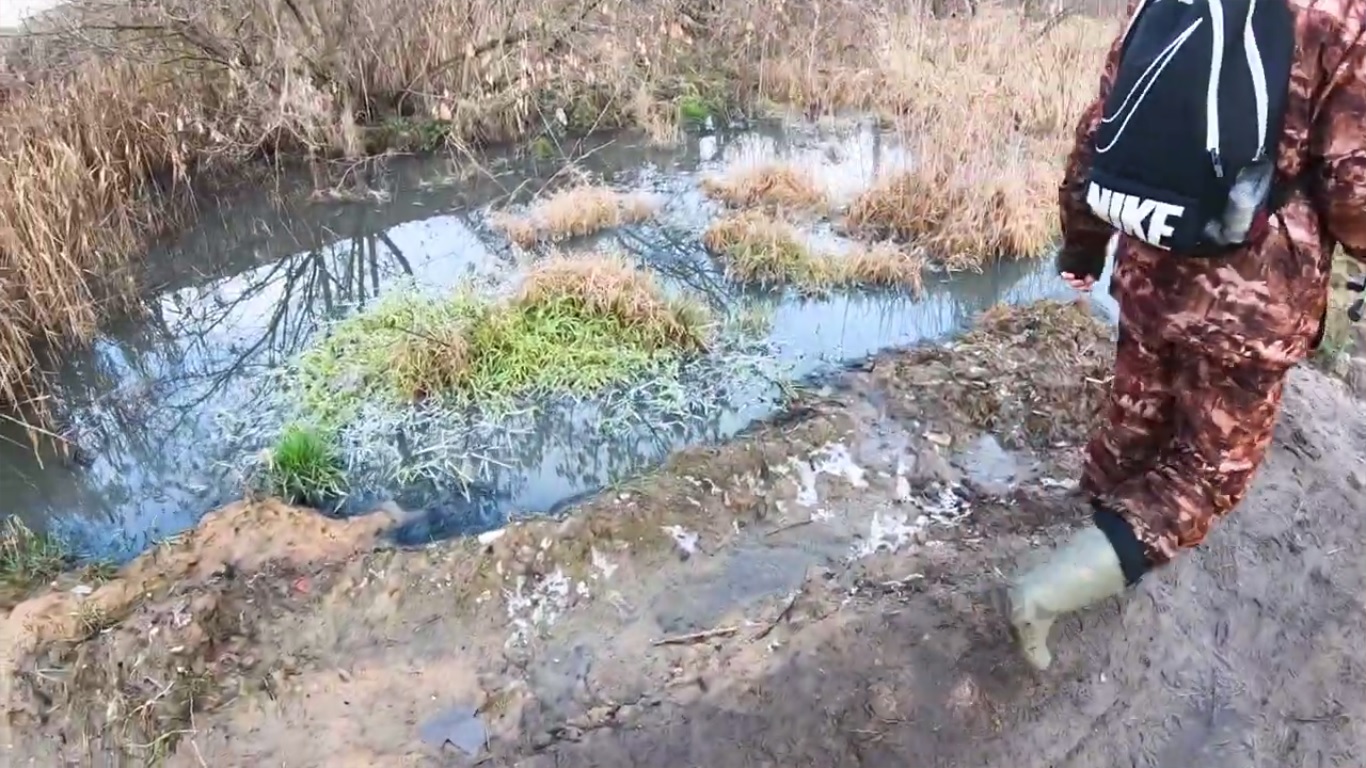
[1003,525,1128,670]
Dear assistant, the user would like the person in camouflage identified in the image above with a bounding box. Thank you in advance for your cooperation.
[1002,0,1366,670]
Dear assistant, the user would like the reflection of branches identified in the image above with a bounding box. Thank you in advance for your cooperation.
[613,225,735,310]
[35,224,425,521]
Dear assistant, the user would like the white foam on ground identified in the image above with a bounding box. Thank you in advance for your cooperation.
[852,482,972,559]
[504,568,588,648]
[661,525,699,557]
[793,442,869,512]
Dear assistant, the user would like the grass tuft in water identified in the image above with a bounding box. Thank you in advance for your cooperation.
[264,425,348,508]
[488,185,658,248]
[702,212,924,294]
[290,255,712,430]
[700,164,828,211]
[1,516,72,594]
[843,160,1057,270]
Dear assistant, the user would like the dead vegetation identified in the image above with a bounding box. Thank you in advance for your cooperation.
[700,164,828,211]
[831,8,1106,267]
[0,0,1117,432]
[703,211,925,293]
[489,185,658,248]
[844,152,1058,270]
[2,499,394,762]
[877,300,1114,448]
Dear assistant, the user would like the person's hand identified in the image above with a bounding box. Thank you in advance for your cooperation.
[1061,271,1096,292]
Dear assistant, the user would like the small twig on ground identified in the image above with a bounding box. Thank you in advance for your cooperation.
[189,703,208,767]
[764,519,813,537]
[651,626,739,646]
[754,590,801,642]
[1287,710,1346,724]
[848,727,887,743]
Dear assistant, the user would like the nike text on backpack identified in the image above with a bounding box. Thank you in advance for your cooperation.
[1085,0,1295,254]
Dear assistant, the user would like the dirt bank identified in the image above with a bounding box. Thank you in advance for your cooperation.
[5,300,1365,766]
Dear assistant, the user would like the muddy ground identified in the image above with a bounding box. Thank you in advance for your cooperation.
[3,300,1365,767]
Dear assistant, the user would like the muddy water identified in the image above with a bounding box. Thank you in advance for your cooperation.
[0,119,1099,562]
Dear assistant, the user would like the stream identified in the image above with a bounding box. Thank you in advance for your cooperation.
[0,118,1118,562]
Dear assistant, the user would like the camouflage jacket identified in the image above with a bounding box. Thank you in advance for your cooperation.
[1058,0,1366,369]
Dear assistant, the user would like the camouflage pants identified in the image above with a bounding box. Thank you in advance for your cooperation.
[1080,322,1290,567]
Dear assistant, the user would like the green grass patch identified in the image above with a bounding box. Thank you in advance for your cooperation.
[529,135,557,159]
[264,425,348,508]
[1,516,72,594]
[457,297,695,399]
[288,257,713,431]
[364,116,454,153]
[670,74,732,129]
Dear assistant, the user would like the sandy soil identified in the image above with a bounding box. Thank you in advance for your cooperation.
[4,301,1365,767]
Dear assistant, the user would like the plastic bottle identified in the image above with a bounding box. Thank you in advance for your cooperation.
[1209,159,1274,245]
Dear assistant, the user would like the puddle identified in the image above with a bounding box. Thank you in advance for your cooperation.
[957,434,1030,496]
[418,704,488,756]
[0,119,1095,562]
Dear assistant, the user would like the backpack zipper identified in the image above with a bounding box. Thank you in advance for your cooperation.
[1206,0,1227,177]
[1243,0,1270,160]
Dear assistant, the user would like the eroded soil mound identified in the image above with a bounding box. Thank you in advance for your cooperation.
[0,499,395,763]
[5,300,1365,767]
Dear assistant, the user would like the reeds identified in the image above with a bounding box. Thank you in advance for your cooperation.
[0,0,1120,430]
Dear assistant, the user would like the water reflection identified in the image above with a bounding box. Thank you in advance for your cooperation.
[0,120,1079,561]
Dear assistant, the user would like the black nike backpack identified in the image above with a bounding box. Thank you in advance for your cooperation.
[1086,0,1296,254]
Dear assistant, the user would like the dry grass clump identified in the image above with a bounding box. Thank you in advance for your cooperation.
[490,185,658,248]
[823,6,1111,269]
[515,254,709,350]
[702,211,924,294]
[756,5,1112,132]
[700,164,827,211]
[844,242,926,293]
[882,300,1114,448]
[703,211,824,285]
[844,138,1059,269]
[389,323,472,401]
